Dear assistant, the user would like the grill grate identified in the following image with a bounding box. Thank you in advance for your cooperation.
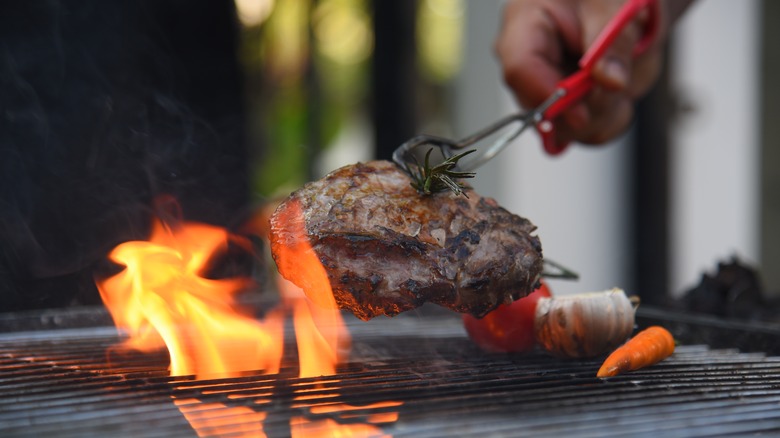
[2,310,780,437]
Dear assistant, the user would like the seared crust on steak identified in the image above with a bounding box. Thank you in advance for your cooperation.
[269,160,543,320]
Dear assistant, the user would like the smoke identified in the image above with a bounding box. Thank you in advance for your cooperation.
[0,0,251,310]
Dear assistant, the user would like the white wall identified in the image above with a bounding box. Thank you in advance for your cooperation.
[455,2,634,296]
[669,0,761,296]
[454,0,761,298]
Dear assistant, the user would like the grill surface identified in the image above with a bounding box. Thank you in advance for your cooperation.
[2,307,780,437]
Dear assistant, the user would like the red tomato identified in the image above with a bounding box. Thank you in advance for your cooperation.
[462,281,552,353]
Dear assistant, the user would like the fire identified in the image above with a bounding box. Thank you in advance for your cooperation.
[267,197,352,378]
[97,198,400,436]
[97,218,284,379]
[174,398,269,438]
[290,417,393,438]
[97,200,350,379]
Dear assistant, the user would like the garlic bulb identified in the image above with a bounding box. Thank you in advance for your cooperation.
[534,288,637,358]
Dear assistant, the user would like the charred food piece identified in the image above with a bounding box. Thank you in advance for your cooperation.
[269,160,543,320]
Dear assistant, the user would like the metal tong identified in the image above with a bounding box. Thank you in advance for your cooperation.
[393,0,659,174]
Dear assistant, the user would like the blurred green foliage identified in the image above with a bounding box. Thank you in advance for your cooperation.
[235,0,463,198]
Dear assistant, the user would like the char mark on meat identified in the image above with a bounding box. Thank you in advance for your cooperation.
[269,160,543,320]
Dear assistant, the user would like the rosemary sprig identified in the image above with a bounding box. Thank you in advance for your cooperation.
[541,258,580,280]
[407,148,477,197]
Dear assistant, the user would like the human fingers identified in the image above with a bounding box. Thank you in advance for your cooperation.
[579,0,650,90]
[496,0,590,131]
[565,0,661,144]
[576,86,635,144]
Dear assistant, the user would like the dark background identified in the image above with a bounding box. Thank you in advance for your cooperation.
[0,1,249,310]
[2,0,777,318]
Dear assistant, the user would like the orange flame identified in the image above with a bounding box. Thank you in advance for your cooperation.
[269,198,351,378]
[97,198,399,436]
[97,218,284,379]
[174,398,268,438]
[290,417,392,438]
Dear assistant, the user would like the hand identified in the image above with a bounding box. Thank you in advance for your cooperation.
[496,0,693,146]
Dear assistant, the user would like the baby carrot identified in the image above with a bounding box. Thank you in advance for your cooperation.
[597,326,675,378]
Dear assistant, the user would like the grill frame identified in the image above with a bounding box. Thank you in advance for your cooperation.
[2,305,780,437]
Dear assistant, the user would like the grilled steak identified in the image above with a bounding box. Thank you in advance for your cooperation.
[269,160,543,320]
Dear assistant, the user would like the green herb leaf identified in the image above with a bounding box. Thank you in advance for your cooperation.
[405,148,477,197]
[540,259,579,280]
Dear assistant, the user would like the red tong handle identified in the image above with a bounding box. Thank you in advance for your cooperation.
[540,0,660,155]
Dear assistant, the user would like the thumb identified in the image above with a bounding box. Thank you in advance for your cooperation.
[581,1,648,91]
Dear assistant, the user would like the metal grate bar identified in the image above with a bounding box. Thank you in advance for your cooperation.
[2,313,780,437]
